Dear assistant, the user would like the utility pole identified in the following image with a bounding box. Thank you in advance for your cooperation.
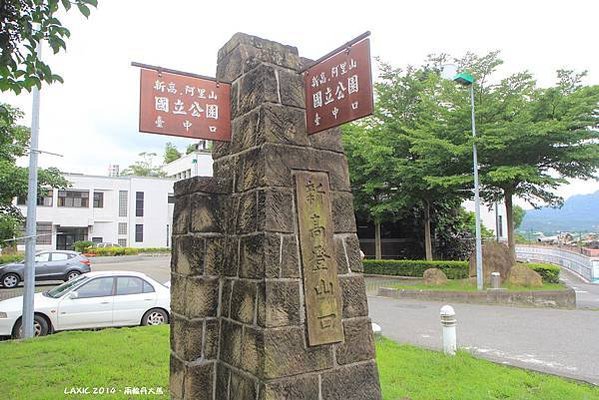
[470,83,484,291]
[22,41,42,339]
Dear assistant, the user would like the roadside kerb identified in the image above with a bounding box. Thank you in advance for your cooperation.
[377,287,576,309]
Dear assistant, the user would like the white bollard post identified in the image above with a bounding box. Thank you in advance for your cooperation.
[490,272,501,289]
[440,305,457,355]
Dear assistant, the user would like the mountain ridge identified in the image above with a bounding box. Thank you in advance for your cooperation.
[520,191,599,234]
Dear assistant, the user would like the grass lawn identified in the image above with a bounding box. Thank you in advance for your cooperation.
[393,279,567,292]
[0,326,598,399]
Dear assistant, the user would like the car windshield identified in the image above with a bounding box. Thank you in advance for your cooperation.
[45,275,89,298]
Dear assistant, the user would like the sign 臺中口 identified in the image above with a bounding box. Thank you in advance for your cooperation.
[304,38,373,135]
[138,69,231,142]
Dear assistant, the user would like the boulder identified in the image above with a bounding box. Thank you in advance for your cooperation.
[469,242,512,284]
[423,268,448,286]
[508,264,543,287]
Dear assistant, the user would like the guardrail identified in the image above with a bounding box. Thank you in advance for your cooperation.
[516,245,599,283]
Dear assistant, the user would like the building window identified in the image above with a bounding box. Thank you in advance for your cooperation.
[38,190,53,207]
[136,192,144,217]
[37,222,52,245]
[92,237,103,243]
[118,222,127,235]
[498,215,503,237]
[168,194,175,204]
[57,190,89,208]
[118,238,127,247]
[119,191,128,217]
[93,192,104,208]
[166,224,170,247]
[17,190,53,207]
[135,224,143,242]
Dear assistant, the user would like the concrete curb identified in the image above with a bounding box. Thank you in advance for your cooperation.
[377,287,576,309]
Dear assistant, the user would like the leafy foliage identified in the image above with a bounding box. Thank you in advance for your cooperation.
[163,142,181,164]
[121,152,165,177]
[525,263,560,284]
[73,240,94,252]
[186,143,197,154]
[0,103,69,248]
[513,205,526,230]
[363,259,469,279]
[0,0,98,94]
[352,51,599,260]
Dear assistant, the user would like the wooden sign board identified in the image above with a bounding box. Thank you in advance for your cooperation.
[295,171,344,346]
[138,69,231,142]
[304,38,373,135]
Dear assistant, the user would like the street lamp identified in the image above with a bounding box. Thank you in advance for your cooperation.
[443,66,484,291]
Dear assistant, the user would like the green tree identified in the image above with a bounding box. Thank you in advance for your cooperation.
[163,142,181,164]
[342,62,470,260]
[121,152,165,177]
[186,143,197,154]
[512,205,526,230]
[0,0,98,94]
[417,52,599,259]
[0,103,69,250]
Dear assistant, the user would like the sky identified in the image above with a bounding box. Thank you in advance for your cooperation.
[2,0,598,208]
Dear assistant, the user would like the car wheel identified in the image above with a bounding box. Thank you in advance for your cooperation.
[65,270,81,281]
[2,273,20,289]
[12,315,49,339]
[142,308,169,326]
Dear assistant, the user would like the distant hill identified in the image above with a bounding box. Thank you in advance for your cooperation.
[520,191,599,234]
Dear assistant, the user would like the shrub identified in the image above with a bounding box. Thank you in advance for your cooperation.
[74,241,94,252]
[525,263,560,284]
[87,247,140,256]
[137,247,171,253]
[363,259,469,279]
[0,253,24,264]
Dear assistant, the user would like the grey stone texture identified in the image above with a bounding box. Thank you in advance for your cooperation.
[170,33,380,399]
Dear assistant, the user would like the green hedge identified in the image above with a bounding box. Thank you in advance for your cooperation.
[0,254,24,264]
[137,247,171,253]
[363,259,469,279]
[74,241,94,252]
[85,247,140,256]
[526,263,560,284]
[84,247,171,256]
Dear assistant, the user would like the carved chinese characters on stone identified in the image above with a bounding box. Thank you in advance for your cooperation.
[304,39,373,135]
[139,69,231,141]
[295,171,344,346]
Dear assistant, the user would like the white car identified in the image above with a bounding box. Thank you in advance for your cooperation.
[0,271,170,339]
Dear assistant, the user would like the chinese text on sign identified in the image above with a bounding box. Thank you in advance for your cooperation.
[138,69,231,142]
[295,171,344,346]
[304,39,373,135]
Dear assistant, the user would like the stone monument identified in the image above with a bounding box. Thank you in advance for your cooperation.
[169,33,381,400]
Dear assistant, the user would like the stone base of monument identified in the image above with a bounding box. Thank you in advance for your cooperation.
[378,287,576,309]
[169,33,381,400]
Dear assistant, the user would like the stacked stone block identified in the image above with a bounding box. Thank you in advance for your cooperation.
[170,33,381,400]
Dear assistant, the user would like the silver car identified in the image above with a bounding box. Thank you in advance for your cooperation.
[0,251,91,289]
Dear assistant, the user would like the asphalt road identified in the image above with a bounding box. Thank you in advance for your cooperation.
[91,255,171,283]
[560,267,599,310]
[368,295,599,385]
[0,256,171,301]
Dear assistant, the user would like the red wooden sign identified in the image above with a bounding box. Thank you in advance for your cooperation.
[304,38,373,135]
[138,69,231,142]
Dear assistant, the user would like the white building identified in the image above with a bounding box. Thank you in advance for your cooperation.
[163,148,213,181]
[463,200,508,241]
[17,173,176,251]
